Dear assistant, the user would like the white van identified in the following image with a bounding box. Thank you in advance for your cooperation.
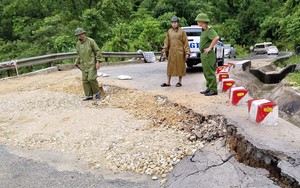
[181,25,224,68]
[253,42,272,54]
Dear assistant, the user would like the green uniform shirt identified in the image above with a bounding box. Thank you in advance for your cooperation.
[200,27,218,52]
[76,37,102,71]
[199,26,219,93]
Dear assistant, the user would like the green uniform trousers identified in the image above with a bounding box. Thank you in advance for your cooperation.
[82,68,100,97]
[201,52,217,93]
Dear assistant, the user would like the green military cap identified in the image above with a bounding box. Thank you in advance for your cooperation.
[170,16,179,22]
[195,13,210,22]
[74,28,86,36]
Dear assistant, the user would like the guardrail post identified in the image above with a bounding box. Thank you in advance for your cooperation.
[7,70,11,77]
[104,57,109,66]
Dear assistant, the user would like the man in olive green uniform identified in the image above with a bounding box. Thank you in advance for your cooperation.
[195,13,220,96]
[74,28,103,101]
[161,16,190,87]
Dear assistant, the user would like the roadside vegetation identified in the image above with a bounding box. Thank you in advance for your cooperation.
[287,70,300,89]
[274,54,300,88]
[284,55,300,65]
[0,0,300,77]
[285,55,300,88]
[232,45,249,58]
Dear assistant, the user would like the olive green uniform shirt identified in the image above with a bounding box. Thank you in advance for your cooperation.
[75,37,102,97]
[200,26,219,93]
[200,27,218,52]
[75,37,102,71]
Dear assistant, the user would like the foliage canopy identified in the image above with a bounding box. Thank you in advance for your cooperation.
[0,0,299,61]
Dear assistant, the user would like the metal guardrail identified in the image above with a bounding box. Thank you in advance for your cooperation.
[0,51,161,73]
[0,52,78,72]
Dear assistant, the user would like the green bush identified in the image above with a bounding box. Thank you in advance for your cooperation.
[287,70,300,89]
[233,45,250,58]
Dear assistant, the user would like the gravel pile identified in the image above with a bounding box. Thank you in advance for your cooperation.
[0,76,227,186]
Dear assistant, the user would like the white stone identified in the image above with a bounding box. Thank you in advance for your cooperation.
[117,75,132,80]
[152,176,158,180]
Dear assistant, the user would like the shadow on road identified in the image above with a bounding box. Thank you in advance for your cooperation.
[186,66,203,73]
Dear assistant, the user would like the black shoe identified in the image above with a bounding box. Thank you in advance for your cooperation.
[204,91,218,96]
[175,83,182,87]
[83,96,93,101]
[161,83,171,87]
[200,89,209,94]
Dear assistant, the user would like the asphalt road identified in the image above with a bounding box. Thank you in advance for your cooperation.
[0,59,229,188]
[0,145,158,188]
[1,54,298,188]
[98,60,208,93]
[0,58,218,188]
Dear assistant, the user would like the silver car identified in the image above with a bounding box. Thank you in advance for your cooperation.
[223,44,231,57]
[267,46,279,55]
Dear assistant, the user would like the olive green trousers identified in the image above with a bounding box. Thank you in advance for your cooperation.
[201,52,218,93]
[82,68,100,97]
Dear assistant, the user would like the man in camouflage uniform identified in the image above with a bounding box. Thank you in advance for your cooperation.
[74,28,103,101]
[195,13,220,96]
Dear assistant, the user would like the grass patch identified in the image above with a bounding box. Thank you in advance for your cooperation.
[287,70,300,89]
[282,55,300,89]
[268,54,300,90]
[284,54,300,65]
[235,45,250,58]
[275,54,300,67]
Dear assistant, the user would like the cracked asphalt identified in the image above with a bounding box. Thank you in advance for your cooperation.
[166,140,279,188]
[1,56,299,187]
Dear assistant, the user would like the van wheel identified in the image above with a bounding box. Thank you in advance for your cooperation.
[187,63,193,68]
[218,52,225,66]
[218,60,224,67]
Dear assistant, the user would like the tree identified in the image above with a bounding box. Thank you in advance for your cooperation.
[152,0,213,25]
[285,8,300,50]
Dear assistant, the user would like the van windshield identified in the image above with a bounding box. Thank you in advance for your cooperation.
[182,28,202,36]
[185,31,201,36]
[224,44,231,49]
[255,45,265,49]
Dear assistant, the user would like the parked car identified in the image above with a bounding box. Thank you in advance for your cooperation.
[267,46,279,55]
[223,44,231,57]
[229,47,236,58]
[253,42,272,54]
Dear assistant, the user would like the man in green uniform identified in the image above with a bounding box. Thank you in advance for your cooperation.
[161,16,190,87]
[195,13,220,96]
[74,28,102,101]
